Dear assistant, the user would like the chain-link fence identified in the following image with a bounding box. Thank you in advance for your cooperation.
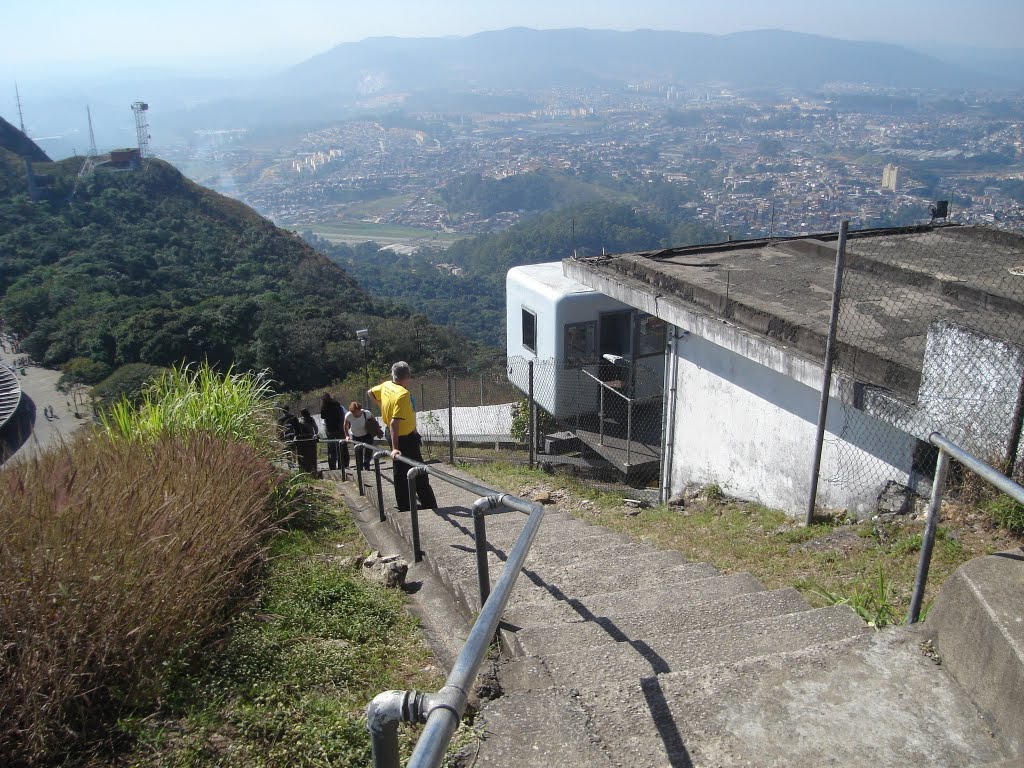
[818,224,1024,513]
[506,355,664,490]
[296,357,666,489]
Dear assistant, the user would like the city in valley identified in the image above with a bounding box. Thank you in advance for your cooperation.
[162,83,1024,251]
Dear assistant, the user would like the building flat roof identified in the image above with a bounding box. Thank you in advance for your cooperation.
[569,225,1024,401]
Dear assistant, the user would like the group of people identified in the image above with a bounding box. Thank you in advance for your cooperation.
[277,360,437,513]
[278,396,381,475]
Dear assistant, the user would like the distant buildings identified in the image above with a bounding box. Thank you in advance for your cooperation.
[881,163,899,193]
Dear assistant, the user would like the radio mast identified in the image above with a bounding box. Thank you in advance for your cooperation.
[131,101,150,158]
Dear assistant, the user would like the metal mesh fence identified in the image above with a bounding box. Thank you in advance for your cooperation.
[299,357,666,489]
[822,225,1024,513]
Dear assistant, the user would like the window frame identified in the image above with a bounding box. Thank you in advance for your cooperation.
[521,306,537,354]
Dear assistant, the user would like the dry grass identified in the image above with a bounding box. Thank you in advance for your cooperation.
[0,433,284,766]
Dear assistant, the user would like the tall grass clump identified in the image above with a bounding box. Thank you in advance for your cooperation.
[99,363,278,453]
[0,433,283,765]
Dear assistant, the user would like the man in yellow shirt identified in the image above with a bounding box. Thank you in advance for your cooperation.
[368,361,437,512]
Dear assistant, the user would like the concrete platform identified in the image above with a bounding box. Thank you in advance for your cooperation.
[924,547,1024,757]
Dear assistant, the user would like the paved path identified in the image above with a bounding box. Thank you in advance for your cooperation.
[338,464,1012,767]
[0,358,88,464]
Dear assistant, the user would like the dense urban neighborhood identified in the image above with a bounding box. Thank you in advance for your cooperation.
[163,84,1024,245]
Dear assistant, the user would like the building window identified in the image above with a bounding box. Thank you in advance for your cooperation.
[564,321,596,367]
[522,307,537,353]
[636,313,667,357]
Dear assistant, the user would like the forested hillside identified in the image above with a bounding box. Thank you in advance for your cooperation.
[0,149,481,391]
[314,201,723,347]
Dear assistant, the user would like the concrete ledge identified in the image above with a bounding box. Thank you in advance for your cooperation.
[925,548,1024,757]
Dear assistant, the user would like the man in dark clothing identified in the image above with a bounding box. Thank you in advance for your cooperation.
[319,393,349,470]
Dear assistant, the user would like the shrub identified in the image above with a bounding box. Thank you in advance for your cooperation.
[0,433,283,765]
[509,398,558,443]
[99,362,278,454]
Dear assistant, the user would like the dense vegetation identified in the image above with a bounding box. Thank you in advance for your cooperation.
[315,200,723,347]
[1,363,438,766]
[0,153,481,391]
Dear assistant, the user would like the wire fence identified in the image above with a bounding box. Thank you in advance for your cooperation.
[295,358,665,490]
[820,224,1024,514]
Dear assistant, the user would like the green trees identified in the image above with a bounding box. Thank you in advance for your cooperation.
[0,159,478,391]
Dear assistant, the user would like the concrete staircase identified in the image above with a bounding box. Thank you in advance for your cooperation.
[338,466,1014,767]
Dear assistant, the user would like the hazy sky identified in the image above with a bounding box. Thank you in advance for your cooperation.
[4,0,1022,78]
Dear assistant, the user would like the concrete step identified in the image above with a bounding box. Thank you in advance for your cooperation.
[501,570,755,630]
[499,604,868,692]
[507,587,813,657]
[469,687,615,766]
[574,629,1010,767]
[458,555,713,615]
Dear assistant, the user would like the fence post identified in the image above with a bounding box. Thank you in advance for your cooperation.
[528,360,535,470]
[447,369,455,464]
[805,220,848,526]
[908,448,951,623]
[626,397,633,467]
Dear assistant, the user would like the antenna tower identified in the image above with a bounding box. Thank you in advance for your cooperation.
[131,101,150,158]
[78,106,100,178]
[87,106,98,157]
[15,83,26,133]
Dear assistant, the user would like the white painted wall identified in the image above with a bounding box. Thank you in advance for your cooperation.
[670,332,919,516]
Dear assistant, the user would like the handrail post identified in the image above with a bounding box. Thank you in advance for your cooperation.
[909,447,951,623]
[407,467,425,562]
[366,689,431,768]
[471,496,500,608]
[374,452,386,522]
[355,442,364,494]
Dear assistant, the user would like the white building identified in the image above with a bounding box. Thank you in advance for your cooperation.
[508,225,1024,517]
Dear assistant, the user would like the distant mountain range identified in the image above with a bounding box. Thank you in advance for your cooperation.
[277,27,993,97]
[13,27,1018,158]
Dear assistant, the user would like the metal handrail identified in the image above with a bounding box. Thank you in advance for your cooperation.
[339,436,545,768]
[580,369,659,466]
[908,431,1024,623]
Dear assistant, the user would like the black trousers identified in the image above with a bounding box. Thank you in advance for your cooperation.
[351,433,374,469]
[326,430,348,469]
[394,431,437,512]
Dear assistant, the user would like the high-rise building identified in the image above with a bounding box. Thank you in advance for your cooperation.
[881,163,899,192]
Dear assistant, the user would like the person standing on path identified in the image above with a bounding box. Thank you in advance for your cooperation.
[344,400,375,471]
[368,361,437,512]
[319,392,348,471]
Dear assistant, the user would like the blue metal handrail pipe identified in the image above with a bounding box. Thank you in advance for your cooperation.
[908,431,1024,623]
[321,437,545,767]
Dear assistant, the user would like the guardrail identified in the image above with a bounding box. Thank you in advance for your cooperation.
[320,438,545,767]
[581,368,660,466]
[908,430,1024,623]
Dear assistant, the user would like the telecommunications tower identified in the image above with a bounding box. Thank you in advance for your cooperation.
[131,101,150,158]
[15,82,26,133]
